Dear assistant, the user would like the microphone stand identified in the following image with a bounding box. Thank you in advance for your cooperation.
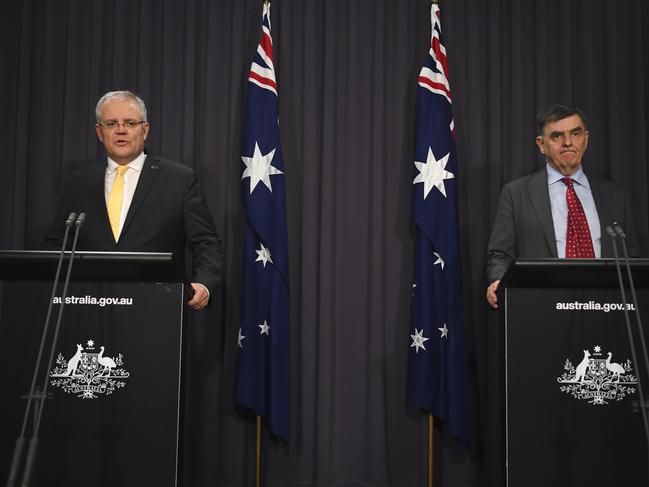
[6,213,77,487]
[13,213,85,487]
[607,226,649,481]
[616,225,649,387]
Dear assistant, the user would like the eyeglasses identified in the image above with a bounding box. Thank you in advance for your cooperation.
[98,120,147,131]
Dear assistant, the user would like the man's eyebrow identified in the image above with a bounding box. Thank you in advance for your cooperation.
[548,126,584,137]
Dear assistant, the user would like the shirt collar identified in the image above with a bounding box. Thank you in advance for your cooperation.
[546,163,590,189]
[106,152,147,174]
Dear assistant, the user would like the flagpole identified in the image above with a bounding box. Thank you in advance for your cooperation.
[428,4,438,486]
[428,413,434,487]
[431,5,437,487]
[428,0,438,485]
[256,415,262,487]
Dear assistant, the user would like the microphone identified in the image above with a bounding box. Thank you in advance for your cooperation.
[75,212,87,227]
[605,226,616,238]
[614,225,627,239]
[65,212,78,227]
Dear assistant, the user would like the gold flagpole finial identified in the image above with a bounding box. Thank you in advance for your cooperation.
[432,0,439,5]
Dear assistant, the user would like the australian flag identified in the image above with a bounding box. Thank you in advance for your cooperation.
[234,1,290,441]
[407,3,469,446]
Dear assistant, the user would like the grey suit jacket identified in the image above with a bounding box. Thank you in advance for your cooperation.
[487,168,639,283]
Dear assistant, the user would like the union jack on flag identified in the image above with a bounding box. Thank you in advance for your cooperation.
[407,3,469,445]
[234,1,290,441]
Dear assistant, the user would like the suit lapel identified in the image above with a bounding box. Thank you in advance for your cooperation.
[527,169,558,257]
[589,177,611,257]
[120,155,162,240]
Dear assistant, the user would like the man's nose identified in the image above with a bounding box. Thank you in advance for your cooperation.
[562,133,573,146]
[115,122,128,134]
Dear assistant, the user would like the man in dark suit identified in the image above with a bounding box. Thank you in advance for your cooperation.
[486,104,638,308]
[44,91,222,310]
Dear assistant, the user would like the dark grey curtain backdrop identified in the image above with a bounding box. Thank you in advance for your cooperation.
[1,0,648,486]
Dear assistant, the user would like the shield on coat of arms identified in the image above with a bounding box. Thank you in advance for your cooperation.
[79,352,100,379]
[588,358,607,378]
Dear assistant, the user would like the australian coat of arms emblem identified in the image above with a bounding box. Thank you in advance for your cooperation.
[50,339,130,399]
[557,345,637,405]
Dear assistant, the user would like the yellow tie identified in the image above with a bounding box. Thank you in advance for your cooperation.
[107,165,128,240]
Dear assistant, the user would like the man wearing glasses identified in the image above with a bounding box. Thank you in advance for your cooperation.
[44,91,222,310]
[486,104,639,309]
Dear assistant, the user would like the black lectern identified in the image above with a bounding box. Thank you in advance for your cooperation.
[0,251,186,487]
[503,258,649,487]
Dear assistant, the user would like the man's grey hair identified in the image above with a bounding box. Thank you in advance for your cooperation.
[536,104,587,136]
[95,90,148,123]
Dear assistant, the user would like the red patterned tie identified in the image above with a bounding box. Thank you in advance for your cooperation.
[562,177,594,258]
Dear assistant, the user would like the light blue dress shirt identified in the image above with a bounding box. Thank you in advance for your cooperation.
[547,164,601,258]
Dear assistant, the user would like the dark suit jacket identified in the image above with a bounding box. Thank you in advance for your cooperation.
[487,168,639,283]
[43,155,223,294]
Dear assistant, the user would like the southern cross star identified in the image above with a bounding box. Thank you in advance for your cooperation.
[255,243,273,267]
[438,323,449,338]
[259,320,270,335]
[410,328,429,353]
[433,251,445,269]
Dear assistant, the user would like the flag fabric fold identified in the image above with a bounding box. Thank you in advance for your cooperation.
[407,3,469,446]
[234,1,290,441]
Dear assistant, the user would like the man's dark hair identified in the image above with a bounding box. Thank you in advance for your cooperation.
[536,104,588,135]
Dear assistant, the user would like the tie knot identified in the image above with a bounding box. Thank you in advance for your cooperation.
[562,177,574,189]
[116,165,129,176]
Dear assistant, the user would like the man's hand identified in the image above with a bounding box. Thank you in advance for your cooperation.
[187,283,209,310]
[486,280,501,309]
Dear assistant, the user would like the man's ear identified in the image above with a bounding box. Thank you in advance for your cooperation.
[535,136,545,154]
